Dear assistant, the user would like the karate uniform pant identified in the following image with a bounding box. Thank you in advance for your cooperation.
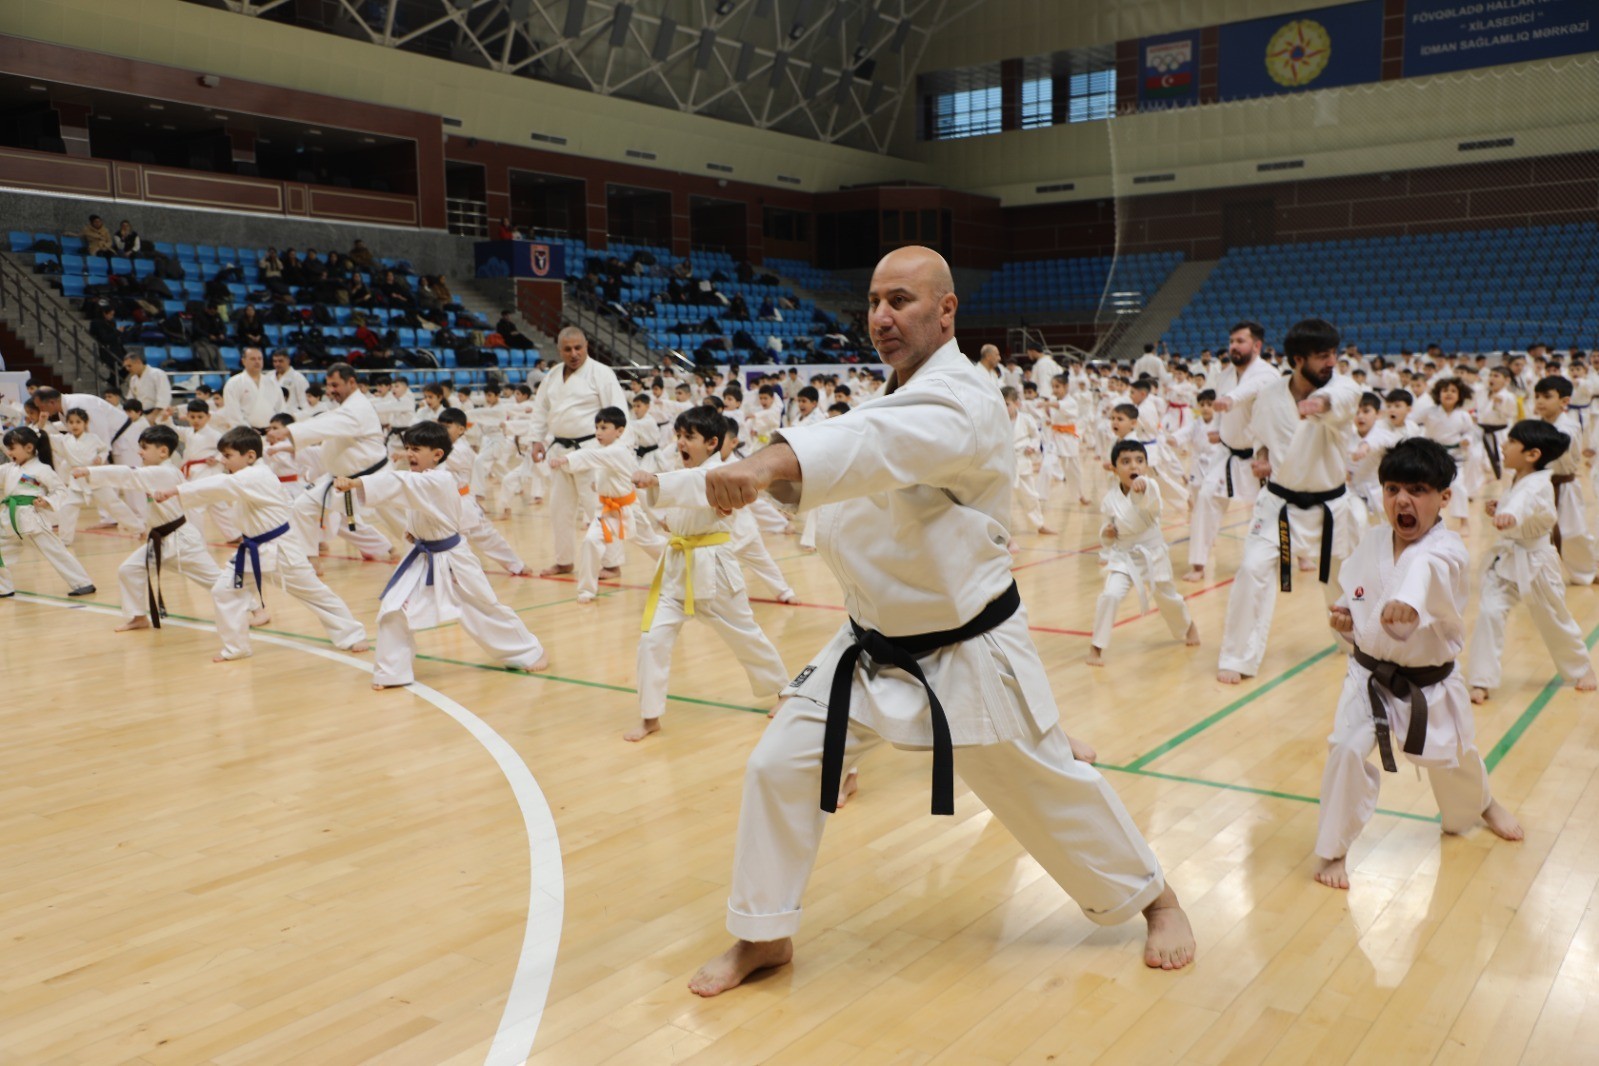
[1014,470,1046,530]
[725,695,1166,941]
[1092,571,1192,652]
[56,486,140,545]
[199,501,241,542]
[1444,464,1470,522]
[1050,433,1086,501]
[636,591,788,719]
[547,462,596,569]
[0,527,94,595]
[1466,568,1592,690]
[1188,457,1259,570]
[291,476,395,559]
[503,450,549,502]
[1217,504,1344,678]
[751,496,789,535]
[372,569,545,686]
[472,436,515,515]
[576,507,664,597]
[117,526,221,621]
[461,496,525,575]
[798,509,818,551]
[210,556,366,660]
[1555,486,1597,585]
[735,537,794,600]
[1315,683,1490,861]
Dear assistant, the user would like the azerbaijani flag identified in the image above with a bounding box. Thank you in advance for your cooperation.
[1143,71,1194,97]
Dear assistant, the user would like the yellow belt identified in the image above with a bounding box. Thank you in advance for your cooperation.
[641,531,731,631]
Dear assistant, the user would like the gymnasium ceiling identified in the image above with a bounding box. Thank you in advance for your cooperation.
[183,0,983,153]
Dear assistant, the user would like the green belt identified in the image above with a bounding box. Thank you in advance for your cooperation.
[1,495,40,567]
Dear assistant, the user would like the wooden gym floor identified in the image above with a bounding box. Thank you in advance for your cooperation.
[5,476,1599,1065]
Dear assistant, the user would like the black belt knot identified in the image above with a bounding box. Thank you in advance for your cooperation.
[145,514,186,628]
[1352,646,1451,772]
[1479,424,1506,480]
[1224,445,1255,497]
[1266,480,1344,592]
[822,581,1021,816]
[553,433,595,450]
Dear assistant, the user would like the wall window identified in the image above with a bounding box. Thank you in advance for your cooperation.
[933,85,1002,140]
[1068,69,1115,123]
[1021,77,1053,129]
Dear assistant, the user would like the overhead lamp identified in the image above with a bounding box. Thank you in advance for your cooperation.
[889,18,911,52]
[769,51,789,89]
[652,17,678,60]
[803,61,825,98]
[695,28,718,70]
[563,0,586,39]
[735,40,757,80]
[788,21,805,40]
[609,4,632,47]
[715,0,736,14]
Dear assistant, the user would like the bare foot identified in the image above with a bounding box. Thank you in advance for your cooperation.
[212,653,246,663]
[539,564,573,577]
[1470,686,1490,704]
[1314,855,1350,889]
[836,768,859,808]
[1577,670,1597,693]
[311,560,325,577]
[624,718,661,742]
[688,938,794,997]
[1298,558,1315,572]
[576,592,596,604]
[1142,886,1195,970]
[598,566,621,580]
[1482,799,1525,841]
[1068,734,1098,764]
[114,616,153,632]
[512,654,551,674]
[346,642,371,653]
[1078,496,1091,507]
[1217,669,1243,685]
[249,609,271,628]
[372,681,409,690]
[1037,525,1058,535]
[1181,567,1205,583]
[1184,621,1200,646]
[1086,645,1105,667]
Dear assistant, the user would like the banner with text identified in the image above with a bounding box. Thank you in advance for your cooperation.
[1138,31,1202,110]
[1404,0,1598,76]
[1218,0,1385,100]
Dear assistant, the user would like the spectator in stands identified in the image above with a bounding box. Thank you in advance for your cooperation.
[77,214,114,259]
[376,269,414,309]
[495,217,516,240]
[346,273,376,309]
[727,293,750,321]
[673,258,694,280]
[757,296,781,322]
[495,310,531,349]
[736,259,754,284]
[109,220,144,259]
[348,239,376,271]
[89,304,126,365]
[235,305,266,347]
[416,275,444,312]
[280,248,305,286]
[259,247,291,297]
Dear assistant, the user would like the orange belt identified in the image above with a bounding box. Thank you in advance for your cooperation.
[1050,424,1078,436]
[459,485,472,496]
[599,491,637,543]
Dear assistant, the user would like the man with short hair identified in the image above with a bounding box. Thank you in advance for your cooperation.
[271,349,311,412]
[122,351,171,417]
[526,327,628,576]
[222,348,285,431]
[1133,343,1166,383]
[685,245,1194,998]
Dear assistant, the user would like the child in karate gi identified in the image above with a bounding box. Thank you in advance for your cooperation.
[1533,376,1597,585]
[1044,374,1091,508]
[72,423,230,631]
[1087,439,1199,666]
[551,406,664,603]
[48,406,141,542]
[334,421,547,688]
[173,400,242,543]
[1416,377,1474,532]
[719,416,798,605]
[158,427,367,662]
[1004,386,1055,535]
[1348,391,1398,527]
[1315,437,1523,889]
[626,405,789,742]
[1466,419,1597,702]
[435,409,527,576]
[0,426,96,597]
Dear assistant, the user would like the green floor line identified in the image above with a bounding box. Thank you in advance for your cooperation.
[19,590,768,715]
[1482,622,1599,773]
[1099,762,1440,824]
[418,590,619,632]
[1124,644,1340,770]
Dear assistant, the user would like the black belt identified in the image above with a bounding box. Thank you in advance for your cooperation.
[1479,424,1506,480]
[318,455,389,532]
[1352,645,1451,773]
[635,444,659,458]
[1224,445,1254,497]
[552,433,595,450]
[145,514,186,628]
[1552,474,1575,553]
[1265,481,1344,592]
[822,581,1021,816]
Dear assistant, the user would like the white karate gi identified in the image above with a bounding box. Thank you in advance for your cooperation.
[1188,356,1280,570]
[126,366,172,415]
[0,459,94,595]
[1417,406,1474,521]
[1348,420,1399,524]
[729,506,794,601]
[1043,391,1087,502]
[175,423,241,540]
[1466,468,1593,691]
[1011,409,1047,530]
[527,356,628,567]
[357,467,545,686]
[636,458,789,721]
[83,464,221,621]
[1217,374,1360,678]
[48,427,139,542]
[221,370,285,429]
[283,389,395,559]
[177,462,366,660]
[563,438,664,599]
[443,439,525,575]
[1316,521,1492,860]
[1548,412,1596,585]
[468,401,516,515]
[1093,477,1192,651]
[725,339,1165,942]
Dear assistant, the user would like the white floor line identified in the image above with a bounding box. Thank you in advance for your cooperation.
[17,595,563,1066]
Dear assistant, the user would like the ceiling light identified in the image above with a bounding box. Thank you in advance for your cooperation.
[652,17,677,61]
[715,0,735,14]
[563,0,586,38]
[769,51,789,89]
[695,28,717,70]
[735,40,757,80]
[609,4,632,47]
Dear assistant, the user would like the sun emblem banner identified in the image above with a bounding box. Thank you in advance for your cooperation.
[1218,0,1384,101]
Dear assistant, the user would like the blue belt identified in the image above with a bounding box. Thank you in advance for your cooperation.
[233,522,290,598]
[382,533,462,600]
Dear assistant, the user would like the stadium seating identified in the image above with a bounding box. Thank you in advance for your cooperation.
[1162,222,1599,355]
[964,251,1185,315]
[763,257,853,294]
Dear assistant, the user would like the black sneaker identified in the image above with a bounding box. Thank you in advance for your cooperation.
[68,585,96,597]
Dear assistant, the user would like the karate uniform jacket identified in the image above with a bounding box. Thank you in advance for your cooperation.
[284,389,385,479]
[1,460,70,536]
[360,467,475,629]
[1099,477,1175,595]
[642,456,746,605]
[1486,469,1561,595]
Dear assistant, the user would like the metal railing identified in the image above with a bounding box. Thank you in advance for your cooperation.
[563,290,655,369]
[0,255,108,392]
[446,197,489,238]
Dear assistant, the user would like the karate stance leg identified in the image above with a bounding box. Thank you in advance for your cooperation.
[1217,531,1281,678]
[751,497,788,535]
[209,572,255,660]
[116,542,153,621]
[276,554,368,650]
[1465,571,1517,692]
[697,595,790,700]
[575,521,607,599]
[725,695,883,940]
[1428,749,1492,836]
[1091,571,1134,652]
[957,724,1166,925]
[1016,472,1046,530]
[1314,688,1381,863]
[462,505,526,575]
[91,485,142,530]
[548,467,584,568]
[1525,573,1594,682]
[55,498,82,546]
[735,540,794,600]
[799,510,818,551]
[1186,483,1228,572]
[453,556,546,669]
[636,597,689,722]
[372,610,417,686]
[27,530,94,592]
[1152,578,1195,640]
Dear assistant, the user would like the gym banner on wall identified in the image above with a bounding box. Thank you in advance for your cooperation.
[1404,0,1599,76]
[1217,0,1385,101]
[1137,31,1202,110]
